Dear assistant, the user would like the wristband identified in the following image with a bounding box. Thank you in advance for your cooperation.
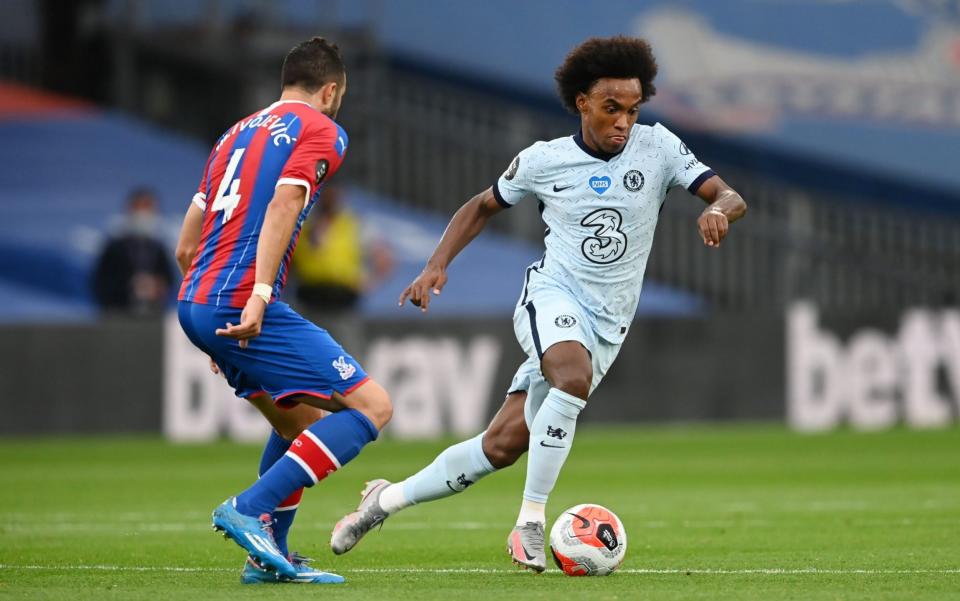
[252,283,273,304]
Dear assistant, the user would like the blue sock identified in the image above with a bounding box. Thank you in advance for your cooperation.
[235,409,378,517]
[258,430,297,557]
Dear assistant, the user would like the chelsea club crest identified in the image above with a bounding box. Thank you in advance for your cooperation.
[623,170,644,192]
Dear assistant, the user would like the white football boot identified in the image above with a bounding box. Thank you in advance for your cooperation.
[330,479,391,555]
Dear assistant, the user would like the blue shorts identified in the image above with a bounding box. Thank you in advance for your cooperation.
[177,300,369,407]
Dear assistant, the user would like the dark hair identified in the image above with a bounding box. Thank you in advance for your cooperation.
[280,37,345,93]
[126,186,156,206]
[554,36,658,113]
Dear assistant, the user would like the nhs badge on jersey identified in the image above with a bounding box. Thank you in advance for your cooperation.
[589,176,611,195]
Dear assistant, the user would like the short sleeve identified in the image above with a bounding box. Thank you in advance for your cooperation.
[656,123,715,194]
[277,118,348,207]
[492,143,543,208]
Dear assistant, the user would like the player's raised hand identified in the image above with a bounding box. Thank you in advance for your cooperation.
[215,295,267,349]
[398,264,448,313]
[697,207,729,248]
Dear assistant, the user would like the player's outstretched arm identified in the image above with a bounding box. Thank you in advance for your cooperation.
[694,175,747,248]
[399,187,504,312]
[175,203,204,276]
[216,184,305,348]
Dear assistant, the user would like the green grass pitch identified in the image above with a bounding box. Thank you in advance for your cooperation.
[1,425,958,600]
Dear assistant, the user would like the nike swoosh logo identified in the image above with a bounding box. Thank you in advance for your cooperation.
[445,481,459,492]
[539,441,564,448]
[568,512,591,529]
[553,184,573,192]
[510,531,536,561]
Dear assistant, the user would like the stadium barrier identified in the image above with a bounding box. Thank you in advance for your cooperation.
[2,305,957,438]
[0,318,164,435]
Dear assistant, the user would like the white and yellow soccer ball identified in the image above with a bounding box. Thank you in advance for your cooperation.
[549,503,627,576]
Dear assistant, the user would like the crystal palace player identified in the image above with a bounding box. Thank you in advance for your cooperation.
[331,36,747,571]
[175,38,392,584]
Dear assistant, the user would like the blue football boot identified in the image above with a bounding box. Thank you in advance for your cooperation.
[211,498,297,579]
[241,553,345,584]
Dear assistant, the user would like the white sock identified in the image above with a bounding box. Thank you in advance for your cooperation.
[516,499,546,526]
[379,432,495,515]
[520,387,585,512]
[378,482,407,514]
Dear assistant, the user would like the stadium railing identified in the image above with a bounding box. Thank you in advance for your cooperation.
[349,57,960,311]
[3,26,956,312]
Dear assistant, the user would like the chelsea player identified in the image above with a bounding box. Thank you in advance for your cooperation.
[331,36,747,572]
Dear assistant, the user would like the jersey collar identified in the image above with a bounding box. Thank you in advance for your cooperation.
[259,99,314,115]
[573,130,623,162]
[274,99,313,107]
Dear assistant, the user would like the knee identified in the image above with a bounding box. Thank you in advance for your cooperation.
[482,429,528,469]
[550,373,591,401]
[353,384,393,431]
[375,397,393,429]
[362,397,392,431]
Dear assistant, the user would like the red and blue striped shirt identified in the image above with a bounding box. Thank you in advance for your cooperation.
[178,100,348,308]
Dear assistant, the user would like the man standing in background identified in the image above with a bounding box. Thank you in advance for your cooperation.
[92,187,175,315]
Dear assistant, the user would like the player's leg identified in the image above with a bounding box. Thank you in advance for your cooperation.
[527,335,622,503]
[230,357,390,524]
[482,391,533,468]
[234,384,386,585]
[510,337,621,574]
[507,295,593,572]
[189,301,388,580]
[382,391,526,506]
[330,382,533,555]
[178,301,299,578]
[519,340,591,521]
[245,394,326,558]
[379,358,541,510]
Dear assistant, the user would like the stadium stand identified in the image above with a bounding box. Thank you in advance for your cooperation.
[0,85,704,321]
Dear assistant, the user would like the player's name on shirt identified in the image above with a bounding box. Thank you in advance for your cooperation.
[216,112,300,152]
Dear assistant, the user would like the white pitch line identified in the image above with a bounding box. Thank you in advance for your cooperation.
[0,565,228,573]
[349,568,960,575]
[1,564,958,576]
[17,518,959,535]
[0,521,498,535]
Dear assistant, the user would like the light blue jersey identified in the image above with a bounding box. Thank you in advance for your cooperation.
[494,123,714,344]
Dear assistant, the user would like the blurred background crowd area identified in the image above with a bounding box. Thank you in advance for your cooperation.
[1,0,959,438]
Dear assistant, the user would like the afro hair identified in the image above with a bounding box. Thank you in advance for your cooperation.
[554,36,658,114]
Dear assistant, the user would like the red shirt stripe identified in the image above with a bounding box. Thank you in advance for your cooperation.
[178,100,348,307]
[192,126,272,304]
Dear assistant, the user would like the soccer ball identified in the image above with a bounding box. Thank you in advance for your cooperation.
[549,504,627,576]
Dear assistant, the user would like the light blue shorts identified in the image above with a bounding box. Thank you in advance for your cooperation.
[509,286,622,426]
